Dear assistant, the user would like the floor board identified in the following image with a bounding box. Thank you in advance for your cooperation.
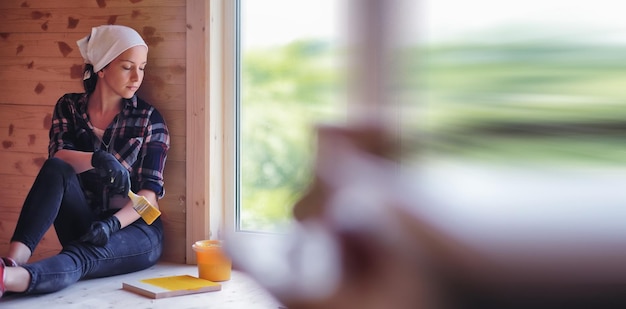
[0,262,283,309]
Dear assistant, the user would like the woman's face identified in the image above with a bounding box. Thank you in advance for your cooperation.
[99,45,148,99]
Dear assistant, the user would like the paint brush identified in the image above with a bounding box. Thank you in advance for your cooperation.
[128,191,161,225]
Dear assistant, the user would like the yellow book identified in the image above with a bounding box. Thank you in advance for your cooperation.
[122,275,221,299]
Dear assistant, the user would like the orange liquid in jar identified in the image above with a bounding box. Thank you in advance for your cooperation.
[192,240,232,281]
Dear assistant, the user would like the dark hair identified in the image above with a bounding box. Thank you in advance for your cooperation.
[83,63,98,93]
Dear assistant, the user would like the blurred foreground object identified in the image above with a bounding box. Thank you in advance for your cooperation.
[226,0,626,307]
[229,123,626,308]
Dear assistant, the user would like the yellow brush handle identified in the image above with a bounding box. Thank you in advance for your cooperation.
[128,191,161,225]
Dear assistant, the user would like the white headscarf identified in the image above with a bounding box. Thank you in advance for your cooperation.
[76,25,148,79]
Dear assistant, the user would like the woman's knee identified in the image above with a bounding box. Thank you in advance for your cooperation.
[40,157,74,177]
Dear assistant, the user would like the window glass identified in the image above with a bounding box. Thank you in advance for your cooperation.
[237,0,345,233]
[411,0,626,167]
[235,0,626,234]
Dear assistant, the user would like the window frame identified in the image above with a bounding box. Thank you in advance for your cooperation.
[221,0,396,245]
[223,0,239,243]
[222,0,281,246]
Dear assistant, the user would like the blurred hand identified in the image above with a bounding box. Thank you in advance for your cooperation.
[79,216,121,246]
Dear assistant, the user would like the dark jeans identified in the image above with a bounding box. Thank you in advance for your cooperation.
[10,158,163,294]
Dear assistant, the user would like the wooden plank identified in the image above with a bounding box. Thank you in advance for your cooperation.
[1,195,29,213]
[0,127,49,153]
[166,133,185,163]
[161,160,185,203]
[0,80,82,106]
[0,215,17,240]
[143,61,187,86]
[0,202,184,263]
[0,162,187,264]
[160,221,185,262]
[0,174,36,247]
[0,104,56,130]
[0,174,36,207]
[0,56,83,82]
[161,110,185,139]
[0,146,184,178]
[1,196,27,214]
[136,83,186,112]
[0,151,47,176]
[3,107,190,137]
[185,0,210,265]
[161,162,186,224]
[1,205,182,263]
[160,159,186,263]
[0,7,187,33]
[0,57,186,85]
[0,0,190,267]
[160,214,186,263]
[0,134,184,166]
[0,32,83,57]
[0,108,185,163]
[0,81,185,112]
[0,210,61,263]
[0,213,19,238]
[0,0,185,9]
[0,32,186,59]
[0,157,186,204]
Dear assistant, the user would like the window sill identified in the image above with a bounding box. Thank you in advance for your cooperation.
[0,262,281,308]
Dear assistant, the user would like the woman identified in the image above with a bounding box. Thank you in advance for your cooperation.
[0,25,169,298]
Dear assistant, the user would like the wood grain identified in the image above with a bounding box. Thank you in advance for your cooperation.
[0,263,280,308]
[0,32,186,59]
[0,0,193,264]
[0,57,185,85]
[0,7,186,33]
[185,0,211,264]
[0,0,185,9]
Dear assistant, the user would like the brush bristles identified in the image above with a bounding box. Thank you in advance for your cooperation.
[129,191,161,225]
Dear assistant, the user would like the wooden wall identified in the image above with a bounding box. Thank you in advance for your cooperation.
[0,0,189,263]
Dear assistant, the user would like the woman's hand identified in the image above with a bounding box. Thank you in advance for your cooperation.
[79,216,121,246]
[91,149,130,196]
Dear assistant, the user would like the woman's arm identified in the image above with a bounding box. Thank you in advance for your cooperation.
[111,104,169,228]
[53,149,96,174]
[113,189,158,228]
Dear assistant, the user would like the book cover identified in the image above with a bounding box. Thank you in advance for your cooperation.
[122,275,222,299]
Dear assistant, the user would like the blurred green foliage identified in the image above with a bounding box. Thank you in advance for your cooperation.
[240,37,626,232]
[405,41,626,166]
[239,40,345,232]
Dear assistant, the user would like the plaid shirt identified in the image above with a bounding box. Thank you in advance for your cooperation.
[49,93,170,211]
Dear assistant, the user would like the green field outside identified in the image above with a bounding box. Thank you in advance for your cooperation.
[239,38,626,232]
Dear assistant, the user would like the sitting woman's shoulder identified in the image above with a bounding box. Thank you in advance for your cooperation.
[133,96,167,123]
[135,96,154,110]
[58,92,88,102]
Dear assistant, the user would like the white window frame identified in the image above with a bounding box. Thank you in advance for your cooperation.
[220,0,400,247]
[222,0,239,244]
[222,0,281,246]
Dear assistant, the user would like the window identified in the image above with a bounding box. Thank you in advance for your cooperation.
[412,0,626,167]
[217,2,626,300]
[228,0,346,235]
[223,0,626,242]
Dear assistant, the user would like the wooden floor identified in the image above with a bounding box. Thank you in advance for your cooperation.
[0,262,283,309]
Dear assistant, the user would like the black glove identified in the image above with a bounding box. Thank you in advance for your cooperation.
[79,216,121,246]
[92,149,130,196]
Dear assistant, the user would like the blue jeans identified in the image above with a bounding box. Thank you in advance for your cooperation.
[10,158,163,294]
